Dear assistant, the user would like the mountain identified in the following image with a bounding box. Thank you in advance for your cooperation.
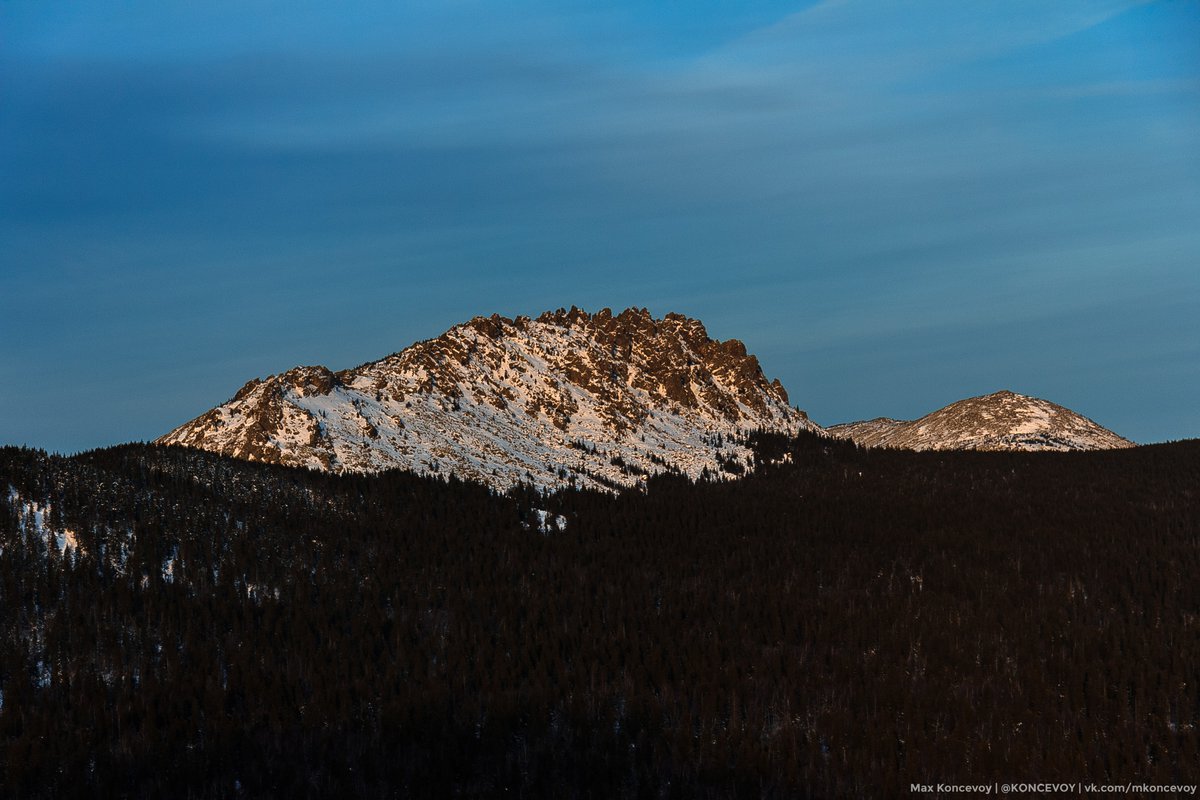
[826,390,1134,452]
[158,307,818,490]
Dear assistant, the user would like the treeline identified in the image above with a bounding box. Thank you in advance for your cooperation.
[0,432,1198,798]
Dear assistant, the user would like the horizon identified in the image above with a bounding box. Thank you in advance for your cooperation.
[3,1,1198,452]
[6,304,1169,456]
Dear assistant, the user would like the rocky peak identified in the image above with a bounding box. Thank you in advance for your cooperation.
[158,308,817,490]
[828,390,1133,452]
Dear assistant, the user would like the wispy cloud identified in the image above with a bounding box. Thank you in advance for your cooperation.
[708,0,1148,76]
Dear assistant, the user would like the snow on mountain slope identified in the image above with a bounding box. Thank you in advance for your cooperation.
[826,390,1134,452]
[158,307,819,491]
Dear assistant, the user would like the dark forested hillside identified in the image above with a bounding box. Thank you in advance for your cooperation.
[1,433,1198,798]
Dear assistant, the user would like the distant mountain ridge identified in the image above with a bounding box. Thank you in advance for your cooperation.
[827,390,1134,452]
[158,307,817,491]
[160,311,1137,489]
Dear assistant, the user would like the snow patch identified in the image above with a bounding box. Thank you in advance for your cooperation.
[531,509,567,534]
[6,485,84,556]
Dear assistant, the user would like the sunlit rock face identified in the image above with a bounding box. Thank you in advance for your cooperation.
[159,307,818,491]
[827,390,1133,452]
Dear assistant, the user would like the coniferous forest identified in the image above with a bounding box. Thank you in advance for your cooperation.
[1,432,1198,798]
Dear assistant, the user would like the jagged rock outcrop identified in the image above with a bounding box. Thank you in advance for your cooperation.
[159,307,818,490]
[827,390,1133,452]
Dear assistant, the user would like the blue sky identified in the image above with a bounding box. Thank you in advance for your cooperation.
[2,0,1198,451]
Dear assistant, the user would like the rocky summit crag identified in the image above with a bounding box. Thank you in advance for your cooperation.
[827,390,1133,452]
[159,307,818,491]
